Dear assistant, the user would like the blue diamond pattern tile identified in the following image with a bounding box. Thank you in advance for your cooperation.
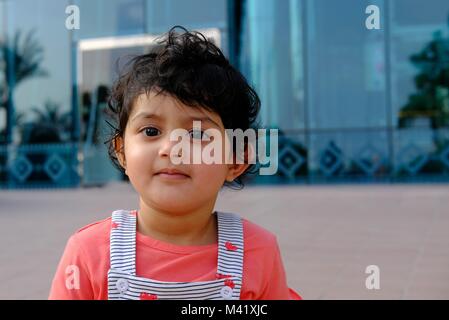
[44,154,67,181]
[354,145,383,175]
[319,144,343,176]
[440,145,449,169]
[399,144,428,175]
[11,155,33,182]
[278,144,305,179]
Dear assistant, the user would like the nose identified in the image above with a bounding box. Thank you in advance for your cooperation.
[158,133,183,159]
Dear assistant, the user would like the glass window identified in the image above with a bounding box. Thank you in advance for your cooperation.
[306,0,388,129]
[0,0,6,186]
[77,42,149,185]
[275,133,308,182]
[146,0,227,32]
[309,130,390,181]
[145,0,228,56]
[393,128,449,180]
[389,0,449,181]
[389,0,449,129]
[240,0,306,131]
[6,0,72,144]
[73,0,145,40]
[4,0,78,187]
[392,0,449,27]
[0,0,6,144]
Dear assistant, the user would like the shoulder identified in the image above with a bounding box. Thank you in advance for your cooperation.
[73,216,112,243]
[242,218,276,242]
[71,209,136,249]
[219,212,277,246]
[240,217,279,254]
[63,213,120,272]
[68,212,117,254]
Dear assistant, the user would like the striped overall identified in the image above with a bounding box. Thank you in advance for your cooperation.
[107,210,244,300]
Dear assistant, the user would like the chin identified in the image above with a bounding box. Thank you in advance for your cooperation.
[156,203,197,215]
[149,194,197,213]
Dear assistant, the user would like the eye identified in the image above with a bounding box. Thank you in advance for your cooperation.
[188,129,209,141]
[143,127,160,137]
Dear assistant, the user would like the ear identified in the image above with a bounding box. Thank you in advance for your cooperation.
[225,163,250,182]
[225,142,255,182]
[113,135,127,173]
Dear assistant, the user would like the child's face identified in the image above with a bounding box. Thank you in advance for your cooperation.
[115,90,247,213]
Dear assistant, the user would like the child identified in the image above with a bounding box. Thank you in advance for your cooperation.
[49,26,302,300]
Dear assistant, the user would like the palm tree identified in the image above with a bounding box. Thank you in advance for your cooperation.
[0,29,48,144]
[398,23,449,130]
[21,100,72,144]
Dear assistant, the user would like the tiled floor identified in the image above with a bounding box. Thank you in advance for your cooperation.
[1,182,448,299]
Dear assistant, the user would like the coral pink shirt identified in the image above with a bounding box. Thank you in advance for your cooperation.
[49,215,302,300]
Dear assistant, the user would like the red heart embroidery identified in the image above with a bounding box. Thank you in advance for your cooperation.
[225,241,238,251]
[140,292,157,300]
[111,222,119,229]
[224,279,235,289]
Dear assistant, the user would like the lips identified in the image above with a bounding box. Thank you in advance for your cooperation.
[155,168,190,178]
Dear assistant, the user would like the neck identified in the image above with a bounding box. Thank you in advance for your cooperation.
[136,198,218,246]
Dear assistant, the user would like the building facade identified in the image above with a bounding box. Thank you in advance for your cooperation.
[1,0,449,188]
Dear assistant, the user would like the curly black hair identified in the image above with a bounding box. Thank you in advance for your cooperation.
[106,26,261,189]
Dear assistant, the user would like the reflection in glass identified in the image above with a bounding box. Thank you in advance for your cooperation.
[73,0,145,40]
[2,0,77,187]
[146,0,227,33]
[309,130,390,181]
[306,0,388,129]
[240,0,305,131]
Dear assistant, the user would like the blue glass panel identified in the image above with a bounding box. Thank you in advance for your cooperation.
[77,45,144,186]
[393,128,449,181]
[7,143,79,188]
[252,133,308,184]
[145,0,228,57]
[309,129,391,182]
[146,0,227,33]
[5,0,72,145]
[73,0,145,40]
[389,0,449,130]
[240,0,306,131]
[0,0,6,144]
[0,144,6,187]
[306,0,388,129]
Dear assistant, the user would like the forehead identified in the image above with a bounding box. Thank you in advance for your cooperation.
[130,91,223,126]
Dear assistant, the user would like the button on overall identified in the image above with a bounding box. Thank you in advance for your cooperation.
[220,286,234,299]
[116,279,128,293]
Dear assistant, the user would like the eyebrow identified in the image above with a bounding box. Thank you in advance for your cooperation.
[130,111,222,128]
[189,116,222,128]
[131,112,162,123]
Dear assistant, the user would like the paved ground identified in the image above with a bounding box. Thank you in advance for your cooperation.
[1,182,448,299]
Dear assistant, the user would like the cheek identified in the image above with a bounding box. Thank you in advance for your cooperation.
[191,164,228,187]
[124,142,157,176]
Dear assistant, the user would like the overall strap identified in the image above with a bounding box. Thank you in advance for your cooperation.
[110,210,137,275]
[216,212,244,278]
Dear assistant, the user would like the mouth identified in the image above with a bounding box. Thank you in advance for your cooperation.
[154,168,190,180]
